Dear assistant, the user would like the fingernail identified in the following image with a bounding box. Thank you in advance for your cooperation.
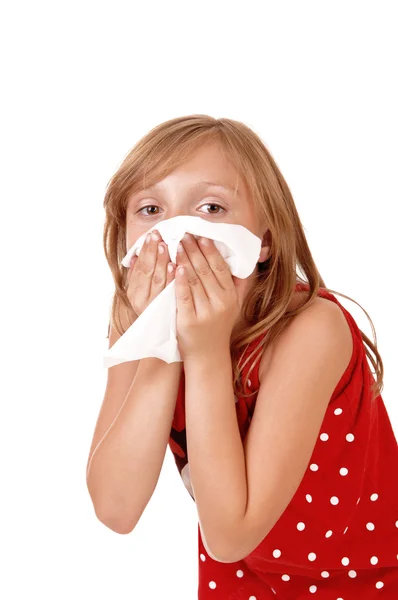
[158,243,165,254]
[177,242,184,253]
[146,233,151,243]
[167,263,174,272]
[151,232,159,241]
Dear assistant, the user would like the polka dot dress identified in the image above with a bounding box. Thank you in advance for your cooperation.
[168,283,398,598]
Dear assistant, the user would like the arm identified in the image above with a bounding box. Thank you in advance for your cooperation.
[184,299,353,562]
[86,357,182,534]
[86,311,141,474]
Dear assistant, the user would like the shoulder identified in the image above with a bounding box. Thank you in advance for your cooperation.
[259,295,353,384]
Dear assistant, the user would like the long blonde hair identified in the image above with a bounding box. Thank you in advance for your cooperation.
[103,114,383,402]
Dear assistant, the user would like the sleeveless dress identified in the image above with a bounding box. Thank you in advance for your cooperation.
[168,282,398,599]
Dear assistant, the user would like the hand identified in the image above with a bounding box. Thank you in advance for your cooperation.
[174,233,250,360]
[126,230,175,316]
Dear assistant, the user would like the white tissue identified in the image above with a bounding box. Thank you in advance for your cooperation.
[103,215,262,367]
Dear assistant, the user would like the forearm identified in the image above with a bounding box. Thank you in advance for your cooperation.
[184,348,247,560]
[87,358,182,532]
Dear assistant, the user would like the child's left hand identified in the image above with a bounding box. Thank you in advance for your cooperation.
[174,233,249,361]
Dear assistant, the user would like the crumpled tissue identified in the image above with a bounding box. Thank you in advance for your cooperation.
[103,215,262,367]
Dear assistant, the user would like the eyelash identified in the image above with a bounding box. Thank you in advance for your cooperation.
[137,203,226,217]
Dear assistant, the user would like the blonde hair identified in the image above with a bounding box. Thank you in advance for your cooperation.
[103,114,383,402]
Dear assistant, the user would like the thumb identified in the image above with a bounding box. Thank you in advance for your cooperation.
[126,255,138,286]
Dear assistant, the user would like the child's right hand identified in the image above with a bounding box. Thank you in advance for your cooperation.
[126,230,176,317]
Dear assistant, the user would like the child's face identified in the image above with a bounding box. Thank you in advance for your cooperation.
[125,141,270,265]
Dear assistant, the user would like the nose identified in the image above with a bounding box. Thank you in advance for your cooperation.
[167,208,188,219]
[158,211,193,239]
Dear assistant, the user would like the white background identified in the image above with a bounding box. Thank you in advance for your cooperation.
[1,1,397,599]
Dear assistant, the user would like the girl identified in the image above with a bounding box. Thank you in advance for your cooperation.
[86,115,398,599]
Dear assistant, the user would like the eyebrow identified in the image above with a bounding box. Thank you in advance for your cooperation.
[139,180,239,196]
[193,180,239,195]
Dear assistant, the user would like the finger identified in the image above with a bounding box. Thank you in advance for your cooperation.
[176,240,208,313]
[166,261,176,285]
[149,241,170,299]
[127,255,138,282]
[133,231,159,302]
[195,236,234,290]
[175,263,194,318]
[180,234,232,304]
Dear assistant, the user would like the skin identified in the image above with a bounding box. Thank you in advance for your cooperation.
[125,139,318,366]
[126,142,310,312]
[125,141,271,310]
[123,141,353,562]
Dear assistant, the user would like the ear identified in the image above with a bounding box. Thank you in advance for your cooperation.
[258,228,272,263]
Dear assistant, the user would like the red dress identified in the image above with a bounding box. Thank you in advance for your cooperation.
[168,282,398,599]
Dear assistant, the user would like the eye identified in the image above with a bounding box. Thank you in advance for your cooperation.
[136,203,226,217]
[137,205,160,216]
[199,203,226,215]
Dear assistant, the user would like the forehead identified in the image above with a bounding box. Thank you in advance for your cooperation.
[176,142,238,178]
[148,142,243,192]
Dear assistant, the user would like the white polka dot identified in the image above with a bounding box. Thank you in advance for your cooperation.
[341,557,350,566]
[330,496,339,505]
[395,520,398,528]
[375,581,384,589]
[273,549,281,558]
[308,552,317,561]
[309,585,317,593]
[348,570,357,578]
[248,379,252,387]
[310,463,319,471]
[249,597,257,600]
[297,522,305,531]
[325,530,333,538]
[200,553,206,561]
[209,581,217,589]
[370,493,378,501]
[334,407,343,415]
[346,433,355,442]
[340,467,348,476]
[356,497,361,504]
[321,571,330,578]
[281,574,290,581]
[236,569,244,578]
[343,526,349,534]
[320,433,329,441]
[306,494,312,503]
[366,522,375,531]
[370,556,378,565]
[271,589,276,594]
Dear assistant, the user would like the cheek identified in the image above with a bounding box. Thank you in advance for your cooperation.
[241,275,254,297]
[125,223,145,251]
[233,276,249,294]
